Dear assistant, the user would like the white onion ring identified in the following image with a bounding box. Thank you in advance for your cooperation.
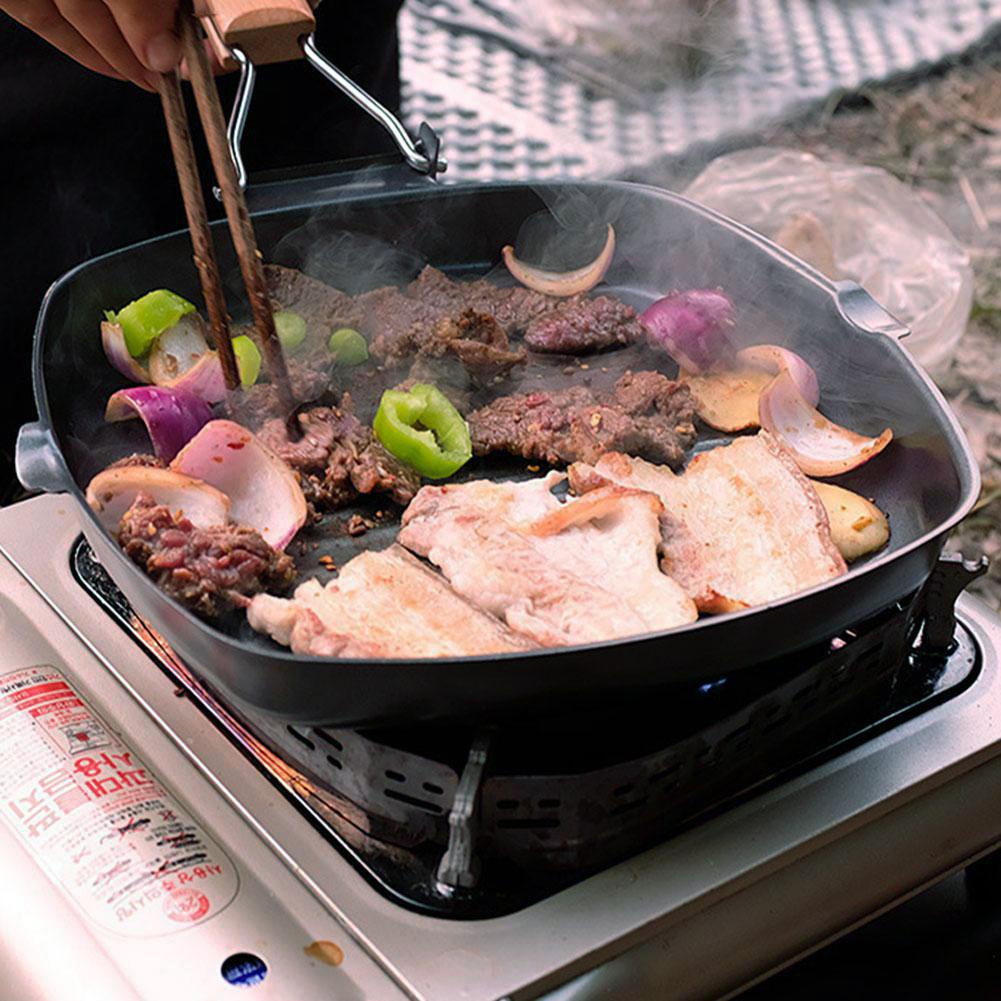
[681,344,818,432]
[85,466,231,533]
[502,224,615,297]
[171,420,307,550]
[101,321,149,383]
[155,350,227,404]
[737,345,820,408]
[759,371,892,476]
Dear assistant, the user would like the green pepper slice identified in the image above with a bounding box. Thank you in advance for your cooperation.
[231,334,262,387]
[274,311,306,352]
[373,383,471,479]
[328,327,368,366]
[110,289,196,358]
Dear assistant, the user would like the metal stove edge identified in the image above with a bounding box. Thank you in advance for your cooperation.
[3,494,1001,1001]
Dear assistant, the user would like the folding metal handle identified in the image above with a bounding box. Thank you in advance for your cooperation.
[194,0,315,66]
[301,35,444,177]
[210,30,446,199]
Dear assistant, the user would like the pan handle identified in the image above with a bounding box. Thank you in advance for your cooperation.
[834,281,910,341]
[15,423,70,495]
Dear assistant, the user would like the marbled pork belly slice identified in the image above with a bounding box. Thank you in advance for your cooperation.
[568,431,846,613]
[397,473,696,648]
[248,544,533,658]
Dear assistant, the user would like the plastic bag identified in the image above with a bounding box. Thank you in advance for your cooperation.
[684,148,973,375]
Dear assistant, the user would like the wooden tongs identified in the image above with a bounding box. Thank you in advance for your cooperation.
[156,0,443,419]
[155,0,303,412]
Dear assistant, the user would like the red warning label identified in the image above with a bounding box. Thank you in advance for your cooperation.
[0,666,238,936]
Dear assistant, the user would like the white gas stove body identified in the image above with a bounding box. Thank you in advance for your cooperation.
[2,494,1001,1001]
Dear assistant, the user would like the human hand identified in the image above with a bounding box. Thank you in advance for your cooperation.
[2,0,183,90]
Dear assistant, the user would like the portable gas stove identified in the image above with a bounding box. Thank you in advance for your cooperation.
[3,494,1001,1001]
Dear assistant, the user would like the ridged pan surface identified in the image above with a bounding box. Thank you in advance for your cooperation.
[29,181,979,725]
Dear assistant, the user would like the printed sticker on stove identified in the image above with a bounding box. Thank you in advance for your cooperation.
[0,666,239,937]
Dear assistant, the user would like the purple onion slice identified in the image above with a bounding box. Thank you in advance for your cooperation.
[105,386,214,462]
[101,321,149,383]
[641,288,736,372]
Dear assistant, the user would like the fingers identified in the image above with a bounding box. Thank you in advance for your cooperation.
[52,0,154,88]
[103,0,181,74]
[2,0,126,81]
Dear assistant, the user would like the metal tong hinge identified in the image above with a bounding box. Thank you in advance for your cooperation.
[214,33,445,200]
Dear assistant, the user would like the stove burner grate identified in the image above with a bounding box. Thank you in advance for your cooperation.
[72,540,983,918]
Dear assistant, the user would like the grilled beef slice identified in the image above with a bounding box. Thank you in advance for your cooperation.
[364,279,526,377]
[256,405,420,511]
[524,295,646,353]
[468,370,697,468]
[119,494,296,618]
[230,358,332,430]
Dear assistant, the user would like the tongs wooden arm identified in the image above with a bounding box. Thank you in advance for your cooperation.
[156,0,307,412]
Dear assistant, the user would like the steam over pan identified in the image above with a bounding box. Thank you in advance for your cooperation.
[16,180,979,725]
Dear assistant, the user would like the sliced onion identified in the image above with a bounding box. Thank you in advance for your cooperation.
[156,350,227,404]
[680,365,775,432]
[759,372,893,476]
[102,321,149,383]
[148,313,210,384]
[171,419,306,550]
[641,288,736,372]
[502,223,615,297]
[105,386,213,462]
[682,344,820,432]
[737,345,819,408]
[85,466,231,532]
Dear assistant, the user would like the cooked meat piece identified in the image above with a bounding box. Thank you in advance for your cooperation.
[265,264,640,384]
[344,513,369,536]
[568,431,846,613]
[362,288,436,363]
[119,494,296,618]
[468,371,697,468]
[612,370,687,414]
[349,440,421,506]
[248,544,534,657]
[265,264,363,331]
[406,265,557,331]
[256,406,358,473]
[398,473,696,647]
[429,309,526,374]
[524,295,645,353]
[256,405,420,510]
[365,289,526,377]
[231,359,331,429]
[108,453,166,469]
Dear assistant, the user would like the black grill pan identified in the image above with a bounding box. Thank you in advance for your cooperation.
[15,177,979,725]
